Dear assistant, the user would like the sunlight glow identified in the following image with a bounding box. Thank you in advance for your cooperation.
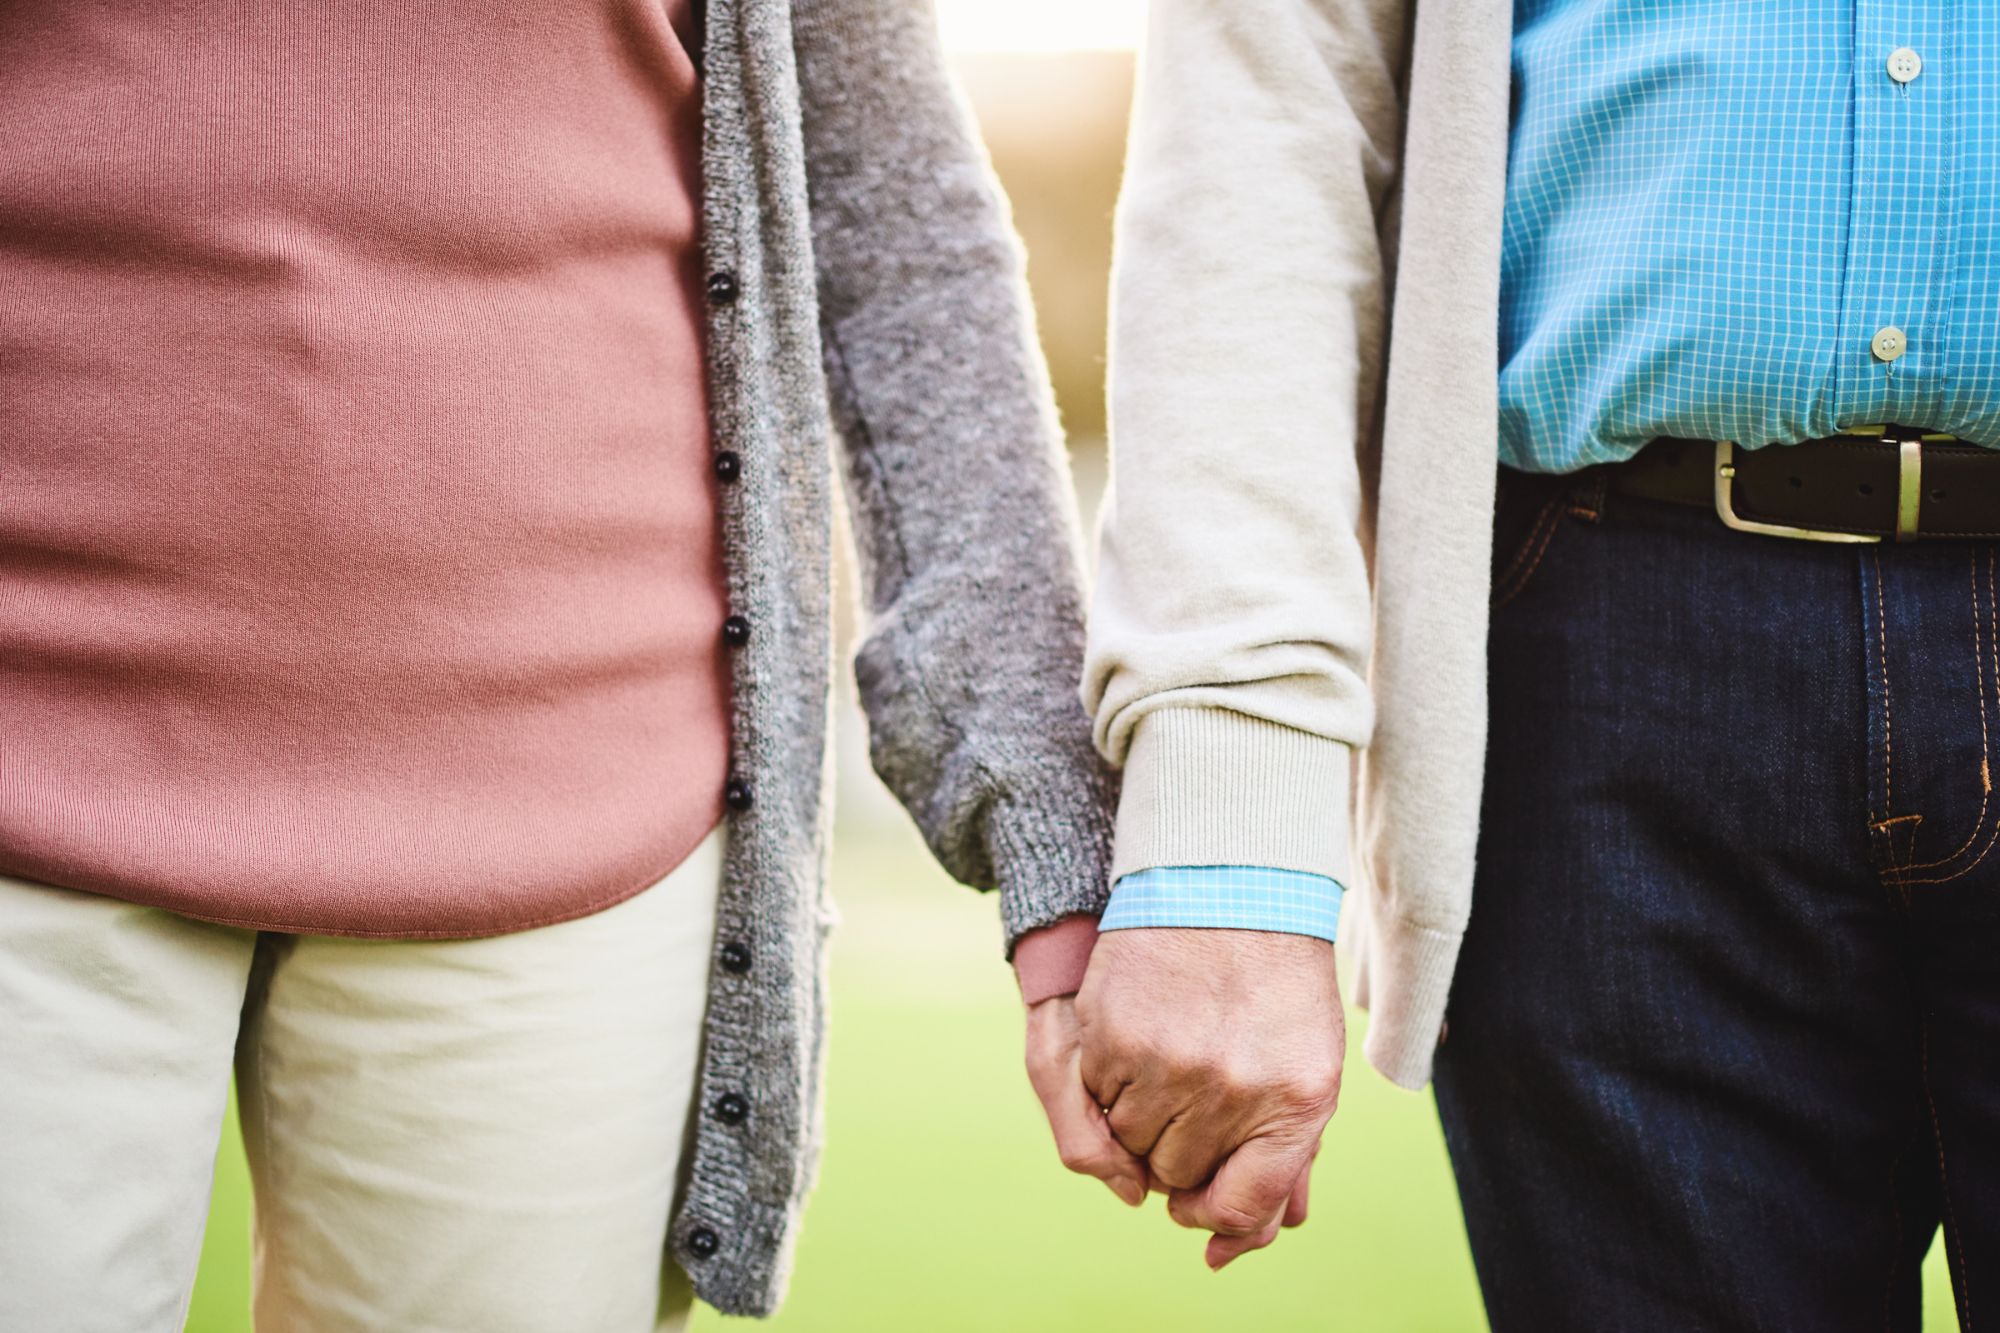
[935,0,1146,52]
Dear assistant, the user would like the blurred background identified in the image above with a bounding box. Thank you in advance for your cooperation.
[186,3,1962,1329]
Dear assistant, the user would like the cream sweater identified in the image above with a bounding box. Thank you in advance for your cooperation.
[1084,0,1512,1090]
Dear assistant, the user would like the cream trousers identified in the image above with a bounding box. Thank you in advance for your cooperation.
[0,824,725,1333]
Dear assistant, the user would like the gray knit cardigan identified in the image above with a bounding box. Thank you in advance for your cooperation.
[678,0,1116,1314]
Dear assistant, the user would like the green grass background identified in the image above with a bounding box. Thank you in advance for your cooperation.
[186,826,1964,1331]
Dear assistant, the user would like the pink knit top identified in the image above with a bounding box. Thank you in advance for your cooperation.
[0,0,731,937]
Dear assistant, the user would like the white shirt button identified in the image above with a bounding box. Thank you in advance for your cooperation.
[1888,47,1923,84]
[1872,326,1909,362]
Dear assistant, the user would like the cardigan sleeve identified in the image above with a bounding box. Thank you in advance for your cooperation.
[1082,0,1412,887]
[788,0,1118,949]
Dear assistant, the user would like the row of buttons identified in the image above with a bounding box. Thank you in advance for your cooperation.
[712,267,753,851]
[1869,51,1923,366]
[693,267,749,1271]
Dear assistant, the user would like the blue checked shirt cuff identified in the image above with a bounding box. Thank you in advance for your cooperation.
[1099,865,1344,943]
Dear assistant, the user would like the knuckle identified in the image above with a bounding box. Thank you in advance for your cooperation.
[1202,1052,1343,1112]
[1107,1027,1161,1069]
[1277,1065,1342,1110]
[1186,1047,1231,1082]
[1133,1032,1204,1080]
[1208,1201,1267,1236]
[1248,1176,1296,1216]
[1082,1014,1131,1059]
[1212,1068,1279,1110]
[1209,1058,1256,1100]
[1249,1176,1297,1216]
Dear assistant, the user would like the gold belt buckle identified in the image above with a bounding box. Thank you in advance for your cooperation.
[1713,428,1946,544]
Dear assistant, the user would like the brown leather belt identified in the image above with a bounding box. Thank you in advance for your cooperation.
[1607,428,2000,542]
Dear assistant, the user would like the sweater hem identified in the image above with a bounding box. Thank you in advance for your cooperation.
[0,813,730,942]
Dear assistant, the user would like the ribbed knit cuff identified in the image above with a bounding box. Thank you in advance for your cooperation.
[992,775,1118,954]
[1110,709,1354,885]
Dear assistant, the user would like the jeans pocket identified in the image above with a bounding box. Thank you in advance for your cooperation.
[1489,468,1604,610]
[1491,485,1565,611]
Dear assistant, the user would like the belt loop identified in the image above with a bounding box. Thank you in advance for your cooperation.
[1566,470,1609,524]
[1896,439,1923,541]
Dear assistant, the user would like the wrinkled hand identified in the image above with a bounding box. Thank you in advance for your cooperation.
[1077,929,1343,1269]
[1023,992,1151,1208]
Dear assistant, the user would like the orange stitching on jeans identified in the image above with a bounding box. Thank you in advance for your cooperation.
[1875,550,1897,824]
[1493,500,1563,611]
[1901,554,2000,884]
[1871,816,1922,895]
[1496,494,1562,592]
[1566,474,1608,524]
[1921,1021,1972,1330]
[1900,810,2000,884]
[1898,551,1994,871]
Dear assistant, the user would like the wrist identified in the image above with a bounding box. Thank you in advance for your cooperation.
[1013,914,1100,1005]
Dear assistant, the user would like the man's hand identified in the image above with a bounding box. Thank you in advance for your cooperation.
[1076,929,1344,1269]
[1023,993,1152,1207]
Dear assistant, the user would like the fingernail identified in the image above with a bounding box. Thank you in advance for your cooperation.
[1112,1178,1145,1207]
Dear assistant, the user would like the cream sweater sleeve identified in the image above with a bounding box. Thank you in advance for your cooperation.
[1083,0,1412,886]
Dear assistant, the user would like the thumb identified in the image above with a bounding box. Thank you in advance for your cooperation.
[1026,1003,1149,1206]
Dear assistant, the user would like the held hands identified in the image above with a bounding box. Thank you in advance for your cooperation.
[1022,928,1345,1269]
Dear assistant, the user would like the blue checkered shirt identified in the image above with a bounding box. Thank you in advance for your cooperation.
[1112,1,2000,941]
[1499,0,2000,471]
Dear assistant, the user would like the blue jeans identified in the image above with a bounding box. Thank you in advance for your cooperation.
[1434,468,1999,1331]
